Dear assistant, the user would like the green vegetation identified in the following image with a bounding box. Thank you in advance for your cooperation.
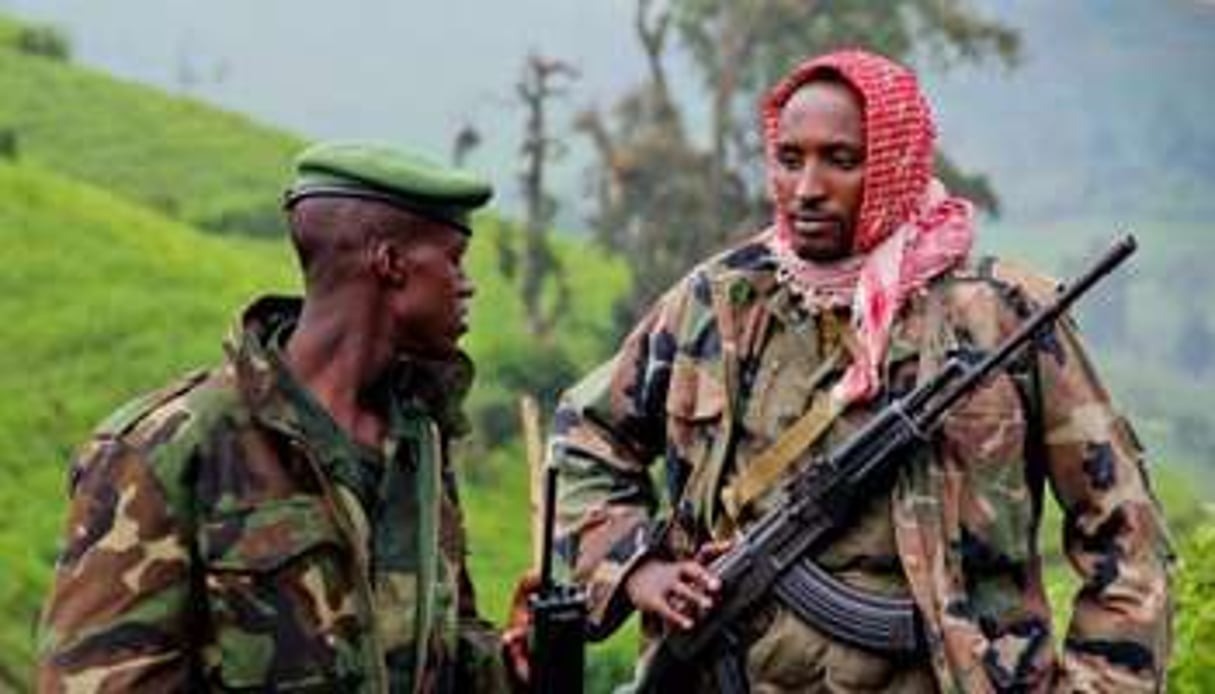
[0,14,25,47]
[0,161,296,677]
[14,23,71,62]
[1172,512,1215,690]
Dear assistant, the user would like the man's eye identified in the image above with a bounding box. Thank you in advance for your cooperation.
[830,149,862,171]
[777,149,802,170]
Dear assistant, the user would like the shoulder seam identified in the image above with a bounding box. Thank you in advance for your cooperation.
[95,368,212,439]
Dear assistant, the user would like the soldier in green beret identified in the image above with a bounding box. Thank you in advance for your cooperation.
[37,141,527,692]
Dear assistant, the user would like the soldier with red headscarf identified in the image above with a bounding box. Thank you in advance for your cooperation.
[548,49,1172,691]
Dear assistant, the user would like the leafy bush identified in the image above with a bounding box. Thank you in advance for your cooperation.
[194,196,287,237]
[1169,511,1215,691]
[15,24,69,62]
[0,126,16,159]
[468,341,581,450]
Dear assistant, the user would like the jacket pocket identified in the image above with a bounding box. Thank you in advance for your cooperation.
[663,355,729,539]
[199,495,361,690]
[664,355,726,466]
[665,353,727,422]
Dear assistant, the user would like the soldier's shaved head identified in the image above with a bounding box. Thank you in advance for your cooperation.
[287,197,431,294]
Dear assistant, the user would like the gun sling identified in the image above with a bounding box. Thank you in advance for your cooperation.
[718,346,846,521]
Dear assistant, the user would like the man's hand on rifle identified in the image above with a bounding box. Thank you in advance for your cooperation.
[625,541,731,631]
[502,570,540,689]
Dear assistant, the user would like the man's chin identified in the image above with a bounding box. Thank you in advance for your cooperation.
[792,241,851,263]
[398,339,460,363]
[782,219,852,262]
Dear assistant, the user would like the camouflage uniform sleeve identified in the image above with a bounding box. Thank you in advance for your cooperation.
[549,279,692,637]
[37,434,196,692]
[1014,268,1174,691]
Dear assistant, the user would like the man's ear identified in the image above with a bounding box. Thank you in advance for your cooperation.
[369,237,410,287]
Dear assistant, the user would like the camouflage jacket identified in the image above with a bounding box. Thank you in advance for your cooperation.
[550,232,1173,692]
[38,296,510,693]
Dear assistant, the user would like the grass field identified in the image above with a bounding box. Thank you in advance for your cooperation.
[0,161,296,677]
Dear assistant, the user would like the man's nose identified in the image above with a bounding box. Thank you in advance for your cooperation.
[459,276,476,299]
[795,163,827,204]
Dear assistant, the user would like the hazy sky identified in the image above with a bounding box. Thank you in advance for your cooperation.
[4,0,1214,226]
[1,0,656,220]
[2,0,648,141]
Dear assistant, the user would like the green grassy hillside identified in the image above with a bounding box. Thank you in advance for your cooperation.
[0,161,297,679]
[0,15,300,236]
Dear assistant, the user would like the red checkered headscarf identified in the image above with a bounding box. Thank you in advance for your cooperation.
[762,49,976,404]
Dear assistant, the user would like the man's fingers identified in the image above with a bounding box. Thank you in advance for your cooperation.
[501,625,531,684]
[502,625,527,647]
[515,570,542,594]
[651,596,695,631]
[695,540,734,565]
[624,558,719,631]
[677,561,721,594]
[668,579,713,612]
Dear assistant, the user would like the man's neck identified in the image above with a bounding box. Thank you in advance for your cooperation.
[283,293,393,449]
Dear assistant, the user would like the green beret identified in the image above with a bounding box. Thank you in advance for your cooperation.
[284,140,493,235]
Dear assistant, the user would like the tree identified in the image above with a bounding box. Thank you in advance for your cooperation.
[580,0,1020,333]
[450,123,482,168]
[505,53,579,341]
[0,127,18,161]
[16,23,71,62]
[576,0,751,329]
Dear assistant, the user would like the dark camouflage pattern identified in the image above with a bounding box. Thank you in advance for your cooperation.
[550,231,1173,692]
[38,296,509,693]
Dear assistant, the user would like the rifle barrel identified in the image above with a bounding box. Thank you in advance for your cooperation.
[920,233,1136,425]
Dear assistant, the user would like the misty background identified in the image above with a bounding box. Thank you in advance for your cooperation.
[6,0,1215,228]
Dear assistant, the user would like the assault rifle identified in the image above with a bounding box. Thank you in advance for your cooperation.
[637,235,1138,693]
[528,466,587,694]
